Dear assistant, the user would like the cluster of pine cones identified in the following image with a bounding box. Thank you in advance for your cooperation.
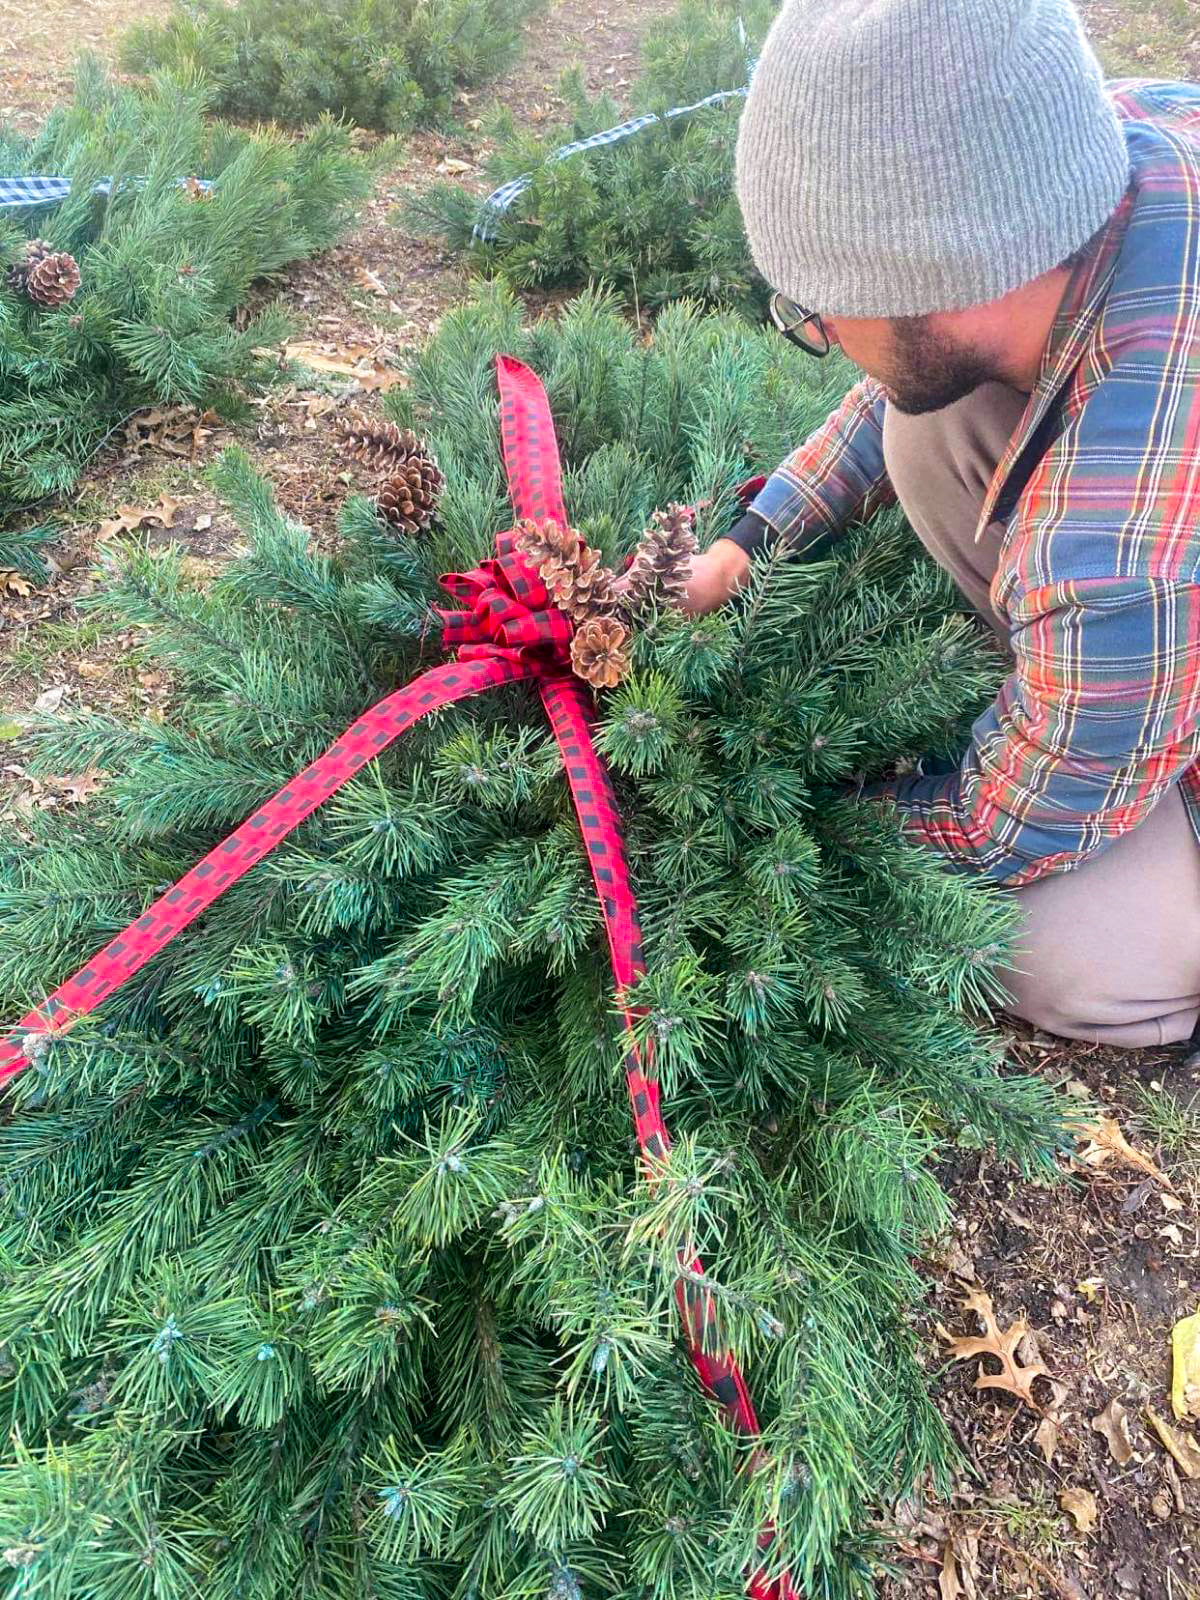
[336,414,444,535]
[6,239,81,309]
[516,505,697,689]
[333,411,697,692]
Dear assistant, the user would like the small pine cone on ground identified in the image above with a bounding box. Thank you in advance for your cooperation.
[571,616,631,690]
[621,502,698,619]
[337,413,424,474]
[376,451,444,534]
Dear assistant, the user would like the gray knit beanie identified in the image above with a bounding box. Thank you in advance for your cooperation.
[735,0,1130,318]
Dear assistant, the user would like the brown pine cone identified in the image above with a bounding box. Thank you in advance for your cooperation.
[377,451,443,534]
[515,518,619,620]
[621,502,698,619]
[337,414,424,474]
[7,239,57,298]
[23,248,81,309]
[571,616,631,690]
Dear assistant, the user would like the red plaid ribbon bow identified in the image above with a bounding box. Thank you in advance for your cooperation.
[0,356,790,1599]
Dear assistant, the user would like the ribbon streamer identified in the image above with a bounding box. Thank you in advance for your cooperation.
[471,86,750,242]
[0,175,214,211]
[471,16,756,241]
[0,355,790,1600]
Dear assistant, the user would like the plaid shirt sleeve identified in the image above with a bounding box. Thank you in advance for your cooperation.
[883,338,1200,888]
[749,376,895,551]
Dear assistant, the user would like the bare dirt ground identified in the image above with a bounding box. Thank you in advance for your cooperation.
[1,3,1199,1597]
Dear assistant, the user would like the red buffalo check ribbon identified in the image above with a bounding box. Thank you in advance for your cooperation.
[0,356,791,1599]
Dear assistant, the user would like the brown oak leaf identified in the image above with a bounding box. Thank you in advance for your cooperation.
[1059,1485,1098,1534]
[1071,1114,1174,1190]
[98,495,182,541]
[58,770,105,806]
[937,1290,1052,1411]
[1091,1397,1134,1465]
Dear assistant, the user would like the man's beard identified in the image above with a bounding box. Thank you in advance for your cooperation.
[882,315,1002,415]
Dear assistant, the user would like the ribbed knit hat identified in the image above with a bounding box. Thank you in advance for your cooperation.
[735,0,1131,318]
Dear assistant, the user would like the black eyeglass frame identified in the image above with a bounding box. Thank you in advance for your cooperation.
[769,291,831,358]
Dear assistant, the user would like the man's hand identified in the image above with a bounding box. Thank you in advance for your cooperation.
[682,538,753,614]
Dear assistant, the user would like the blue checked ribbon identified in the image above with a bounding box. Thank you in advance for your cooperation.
[0,175,214,211]
[471,19,756,243]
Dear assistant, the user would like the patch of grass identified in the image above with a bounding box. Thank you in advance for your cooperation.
[970,1493,1074,1562]
[1086,0,1197,79]
[1130,1079,1200,1178]
[65,460,204,530]
[5,618,124,677]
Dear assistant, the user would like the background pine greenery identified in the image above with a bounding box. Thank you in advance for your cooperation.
[121,0,547,133]
[0,62,372,528]
[413,0,776,315]
[0,285,1069,1600]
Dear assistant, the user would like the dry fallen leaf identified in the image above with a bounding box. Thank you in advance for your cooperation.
[354,363,406,393]
[938,1531,978,1600]
[937,1291,1052,1411]
[1059,1485,1097,1534]
[1146,1409,1200,1478]
[284,339,404,392]
[283,338,374,375]
[437,157,472,174]
[1091,1397,1134,1465]
[98,495,182,541]
[1071,1114,1174,1189]
[32,686,67,715]
[0,569,34,597]
[1034,1415,1059,1463]
[355,265,389,297]
[1171,1309,1200,1423]
[58,770,104,805]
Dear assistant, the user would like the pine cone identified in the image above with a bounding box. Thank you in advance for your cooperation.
[377,450,444,534]
[337,414,425,475]
[7,239,59,299]
[342,417,442,534]
[570,616,630,690]
[515,518,619,621]
[19,245,81,308]
[621,502,698,619]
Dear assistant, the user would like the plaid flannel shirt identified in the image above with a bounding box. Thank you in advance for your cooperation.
[749,80,1200,887]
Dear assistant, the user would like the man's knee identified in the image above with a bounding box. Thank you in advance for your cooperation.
[1000,950,1198,1046]
[1000,796,1200,1048]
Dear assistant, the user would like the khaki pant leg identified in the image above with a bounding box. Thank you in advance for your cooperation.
[999,785,1200,1047]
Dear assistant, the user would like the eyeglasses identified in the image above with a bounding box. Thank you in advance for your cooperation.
[769,292,831,358]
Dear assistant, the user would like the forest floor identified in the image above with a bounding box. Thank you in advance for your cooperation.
[1,2,1199,1597]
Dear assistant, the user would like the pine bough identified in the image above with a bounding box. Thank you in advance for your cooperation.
[122,0,546,133]
[413,0,778,316]
[0,63,371,525]
[0,287,1068,1600]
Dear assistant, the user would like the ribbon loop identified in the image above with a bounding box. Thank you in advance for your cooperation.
[439,528,575,671]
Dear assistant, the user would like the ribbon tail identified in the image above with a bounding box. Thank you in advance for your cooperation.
[539,674,761,1436]
[0,655,533,1082]
[495,354,569,527]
